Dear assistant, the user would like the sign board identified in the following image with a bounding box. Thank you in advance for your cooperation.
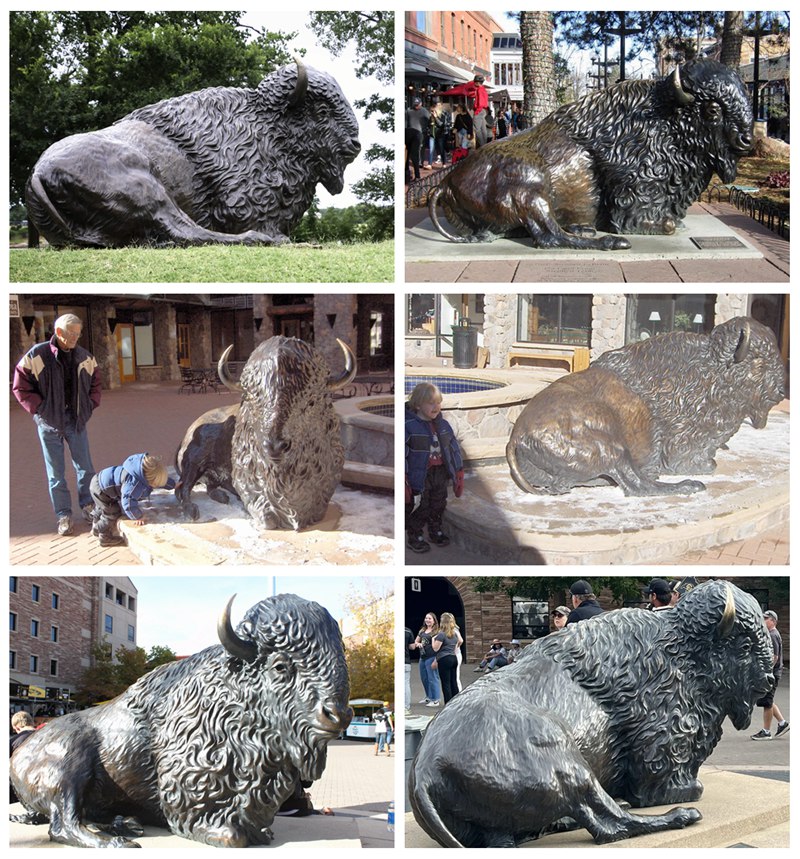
[411,578,421,592]
[28,685,46,699]
[691,236,746,250]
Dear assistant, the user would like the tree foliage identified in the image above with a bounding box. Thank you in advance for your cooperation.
[9,11,295,207]
[291,200,393,242]
[342,581,394,704]
[470,577,650,606]
[307,11,394,225]
[76,641,177,707]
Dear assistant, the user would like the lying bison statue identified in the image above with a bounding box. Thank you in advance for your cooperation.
[429,60,753,250]
[507,317,785,496]
[410,580,773,847]
[176,336,356,529]
[26,60,360,247]
[10,593,352,848]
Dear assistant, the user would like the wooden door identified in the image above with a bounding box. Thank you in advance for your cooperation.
[116,323,136,383]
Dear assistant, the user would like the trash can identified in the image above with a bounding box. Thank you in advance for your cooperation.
[452,318,477,369]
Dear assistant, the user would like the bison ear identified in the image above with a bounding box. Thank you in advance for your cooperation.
[710,318,751,366]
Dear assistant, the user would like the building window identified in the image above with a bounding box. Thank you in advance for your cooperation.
[512,597,551,640]
[51,625,59,643]
[10,612,17,632]
[407,294,436,334]
[517,295,593,346]
[415,11,426,33]
[105,583,114,600]
[624,294,716,343]
[128,624,135,643]
[50,659,58,676]
[440,11,445,45]
[31,619,40,638]
[52,593,60,610]
[451,13,455,49]
[116,590,126,606]
[10,576,17,593]
[32,584,40,602]
[128,596,136,611]
[30,655,39,673]
[10,651,16,670]
[105,615,113,634]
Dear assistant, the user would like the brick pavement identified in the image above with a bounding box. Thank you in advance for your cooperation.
[9,382,240,565]
[404,198,789,282]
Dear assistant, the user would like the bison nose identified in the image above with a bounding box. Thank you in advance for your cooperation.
[265,439,291,461]
[732,130,753,152]
[314,701,353,733]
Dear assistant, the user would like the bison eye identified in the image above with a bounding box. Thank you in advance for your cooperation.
[271,656,294,678]
[703,101,723,125]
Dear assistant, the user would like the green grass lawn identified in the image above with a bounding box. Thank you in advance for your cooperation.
[9,240,395,283]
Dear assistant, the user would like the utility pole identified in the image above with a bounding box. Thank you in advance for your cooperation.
[606,11,642,82]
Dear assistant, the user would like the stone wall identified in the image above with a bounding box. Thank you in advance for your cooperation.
[450,577,513,663]
[483,293,517,368]
[591,293,628,358]
[9,296,36,370]
[314,294,357,376]
[715,293,749,322]
[153,303,179,380]
[93,300,120,389]
[253,294,273,345]
[405,335,438,361]
[443,401,526,442]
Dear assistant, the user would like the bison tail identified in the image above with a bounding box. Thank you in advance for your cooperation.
[25,172,74,248]
[408,760,464,848]
[506,436,543,495]
[428,185,469,244]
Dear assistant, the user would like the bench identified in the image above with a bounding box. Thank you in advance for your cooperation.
[506,346,590,373]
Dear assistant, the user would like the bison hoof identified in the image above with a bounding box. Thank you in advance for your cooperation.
[675,479,705,495]
[602,234,632,250]
[263,512,281,529]
[108,836,141,848]
[207,488,230,505]
[667,806,703,827]
[184,502,200,521]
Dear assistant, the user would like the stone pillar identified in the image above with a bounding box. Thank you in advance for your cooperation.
[483,293,518,368]
[715,293,748,323]
[314,294,357,376]
[253,294,273,347]
[153,304,179,380]
[9,295,36,371]
[591,293,627,359]
[187,309,211,367]
[93,300,120,389]
[450,577,513,664]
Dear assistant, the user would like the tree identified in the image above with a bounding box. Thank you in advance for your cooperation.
[342,581,394,704]
[470,576,648,606]
[146,644,177,671]
[719,11,745,68]
[9,11,295,209]
[519,12,557,125]
[307,11,394,232]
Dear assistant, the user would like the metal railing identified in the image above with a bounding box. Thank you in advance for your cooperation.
[705,183,789,240]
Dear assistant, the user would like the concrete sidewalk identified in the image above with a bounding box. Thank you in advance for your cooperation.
[405,200,789,283]
[10,739,395,848]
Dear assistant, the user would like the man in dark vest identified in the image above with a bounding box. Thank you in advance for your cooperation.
[13,313,102,536]
[566,579,603,624]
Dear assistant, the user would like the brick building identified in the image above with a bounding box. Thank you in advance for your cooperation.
[406,576,789,666]
[9,293,394,390]
[10,575,137,717]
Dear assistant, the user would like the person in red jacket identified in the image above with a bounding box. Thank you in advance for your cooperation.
[12,314,101,536]
[441,74,490,148]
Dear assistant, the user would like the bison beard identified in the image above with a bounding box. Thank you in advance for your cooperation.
[429,59,753,250]
[409,581,774,847]
[507,317,785,496]
[25,61,360,248]
[10,594,352,848]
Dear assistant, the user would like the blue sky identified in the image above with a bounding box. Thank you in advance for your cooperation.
[131,575,392,655]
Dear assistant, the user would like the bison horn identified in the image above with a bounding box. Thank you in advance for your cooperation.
[288,57,309,108]
[217,345,242,394]
[733,322,751,364]
[716,584,736,639]
[327,338,357,391]
[670,64,695,106]
[218,595,257,662]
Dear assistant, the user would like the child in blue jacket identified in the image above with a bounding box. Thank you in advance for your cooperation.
[405,382,464,554]
[88,453,175,546]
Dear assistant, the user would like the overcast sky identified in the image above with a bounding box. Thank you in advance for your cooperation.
[240,11,390,208]
[132,575,392,655]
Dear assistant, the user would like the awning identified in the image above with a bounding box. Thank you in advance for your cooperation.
[405,52,467,84]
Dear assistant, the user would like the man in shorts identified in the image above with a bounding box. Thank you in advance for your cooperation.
[751,610,789,740]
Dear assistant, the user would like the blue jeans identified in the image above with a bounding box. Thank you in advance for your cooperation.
[420,656,441,702]
[36,413,95,516]
[376,732,387,752]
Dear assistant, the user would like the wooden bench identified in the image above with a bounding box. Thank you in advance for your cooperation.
[506,346,590,373]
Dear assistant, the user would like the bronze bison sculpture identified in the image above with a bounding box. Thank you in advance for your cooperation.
[429,60,753,250]
[410,581,773,847]
[507,317,785,496]
[175,336,356,529]
[26,60,360,247]
[10,593,352,848]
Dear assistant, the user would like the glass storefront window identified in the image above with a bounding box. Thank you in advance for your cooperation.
[512,597,550,640]
[625,294,716,343]
[517,295,592,345]
[407,294,435,334]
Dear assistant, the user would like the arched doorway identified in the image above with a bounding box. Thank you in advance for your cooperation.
[405,577,468,660]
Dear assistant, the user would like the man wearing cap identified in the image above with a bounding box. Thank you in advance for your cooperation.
[440,74,490,147]
[751,610,789,740]
[647,578,673,611]
[551,606,569,631]
[566,580,603,624]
